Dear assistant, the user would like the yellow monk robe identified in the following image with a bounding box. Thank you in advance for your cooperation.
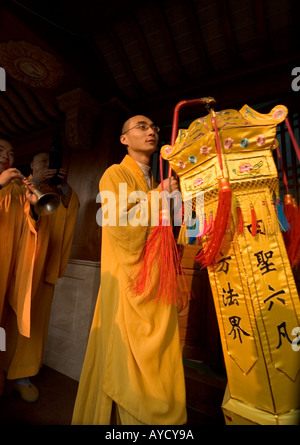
[72,155,187,425]
[2,186,79,380]
[0,180,38,323]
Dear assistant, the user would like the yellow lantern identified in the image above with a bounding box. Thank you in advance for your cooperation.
[161,103,300,425]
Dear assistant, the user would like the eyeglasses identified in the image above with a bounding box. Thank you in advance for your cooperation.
[122,122,160,135]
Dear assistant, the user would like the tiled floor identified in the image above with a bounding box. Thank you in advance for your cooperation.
[0,362,226,425]
[0,365,78,425]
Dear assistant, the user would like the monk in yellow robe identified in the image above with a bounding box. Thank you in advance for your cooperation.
[0,139,39,395]
[72,116,187,425]
[1,151,79,402]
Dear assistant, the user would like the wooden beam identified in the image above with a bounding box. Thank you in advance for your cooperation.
[104,25,147,96]
[252,0,270,57]
[150,0,188,84]
[127,12,168,91]
[184,0,214,75]
[216,0,241,66]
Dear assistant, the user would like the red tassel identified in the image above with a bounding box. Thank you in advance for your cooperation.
[196,210,213,243]
[283,194,294,250]
[195,213,207,244]
[286,200,300,268]
[250,203,257,236]
[235,204,244,235]
[289,210,300,268]
[199,213,207,235]
[131,210,189,306]
[284,194,294,224]
[195,178,232,268]
[205,210,213,235]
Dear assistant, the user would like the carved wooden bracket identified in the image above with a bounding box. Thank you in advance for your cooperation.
[57,88,100,151]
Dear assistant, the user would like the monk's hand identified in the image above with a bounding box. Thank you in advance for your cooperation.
[56,168,71,201]
[40,168,57,183]
[0,168,24,188]
[22,178,38,205]
[160,177,179,193]
[56,168,68,184]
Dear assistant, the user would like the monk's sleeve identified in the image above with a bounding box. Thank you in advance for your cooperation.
[44,189,80,284]
[6,200,39,338]
[58,190,80,277]
[99,165,161,276]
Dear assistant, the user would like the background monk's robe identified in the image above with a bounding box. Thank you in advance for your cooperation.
[72,155,187,425]
[2,188,79,380]
[0,180,37,323]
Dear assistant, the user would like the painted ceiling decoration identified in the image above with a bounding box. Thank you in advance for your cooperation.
[0,40,65,89]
